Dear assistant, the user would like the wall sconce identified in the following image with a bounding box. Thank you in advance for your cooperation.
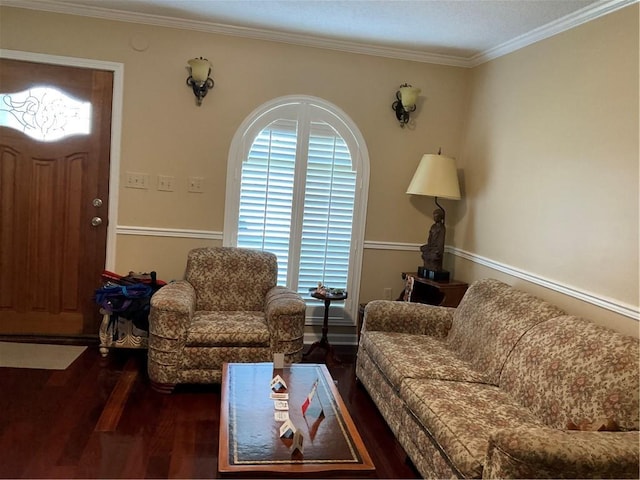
[392,83,421,127]
[186,57,214,106]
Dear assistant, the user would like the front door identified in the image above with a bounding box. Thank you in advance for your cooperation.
[0,58,113,335]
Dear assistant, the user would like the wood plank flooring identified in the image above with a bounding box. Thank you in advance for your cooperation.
[0,344,420,479]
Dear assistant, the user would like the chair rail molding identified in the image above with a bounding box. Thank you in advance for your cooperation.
[117,225,223,240]
[116,228,638,321]
[365,240,639,321]
[448,246,639,321]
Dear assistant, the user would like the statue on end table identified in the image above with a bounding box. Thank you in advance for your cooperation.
[420,208,446,272]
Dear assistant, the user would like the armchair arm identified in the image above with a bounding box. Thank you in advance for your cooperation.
[362,300,455,338]
[264,286,306,363]
[147,281,196,387]
[148,280,196,338]
[484,426,640,479]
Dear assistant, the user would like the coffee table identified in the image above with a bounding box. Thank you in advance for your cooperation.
[218,362,375,477]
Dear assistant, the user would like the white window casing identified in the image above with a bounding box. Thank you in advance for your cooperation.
[223,96,370,326]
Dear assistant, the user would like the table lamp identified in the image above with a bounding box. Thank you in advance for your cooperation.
[406,153,461,281]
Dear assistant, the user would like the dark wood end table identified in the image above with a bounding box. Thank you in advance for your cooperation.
[401,273,468,307]
[303,290,347,365]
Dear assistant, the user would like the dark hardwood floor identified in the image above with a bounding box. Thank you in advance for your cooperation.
[0,343,420,479]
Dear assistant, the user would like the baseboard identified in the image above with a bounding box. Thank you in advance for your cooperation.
[304,331,357,346]
[0,334,100,346]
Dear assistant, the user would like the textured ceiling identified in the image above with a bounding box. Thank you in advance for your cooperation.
[5,0,632,64]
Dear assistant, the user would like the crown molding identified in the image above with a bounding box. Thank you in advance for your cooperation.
[469,0,638,67]
[4,0,636,68]
[0,0,467,67]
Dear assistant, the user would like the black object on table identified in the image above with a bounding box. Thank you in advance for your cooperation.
[303,289,348,365]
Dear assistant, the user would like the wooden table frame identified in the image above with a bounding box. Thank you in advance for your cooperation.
[218,362,375,478]
[401,273,468,307]
[303,290,347,365]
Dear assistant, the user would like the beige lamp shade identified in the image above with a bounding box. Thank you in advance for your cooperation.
[406,154,461,199]
[399,85,421,109]
[188,57,212,83]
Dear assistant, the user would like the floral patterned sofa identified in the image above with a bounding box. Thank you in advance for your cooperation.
[356,278,639,479]
[147,247,306,393]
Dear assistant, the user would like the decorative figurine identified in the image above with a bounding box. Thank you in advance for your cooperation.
[420,208,446,272]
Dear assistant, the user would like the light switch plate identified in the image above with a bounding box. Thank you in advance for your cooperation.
[125,172,149,189]
[188,176,205,193]
[158,175,175,191]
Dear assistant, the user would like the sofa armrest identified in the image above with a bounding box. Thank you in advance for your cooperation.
[362,300,455,338]
[484,426,640,479]
[148,280,196,339]
[264,286,306,362]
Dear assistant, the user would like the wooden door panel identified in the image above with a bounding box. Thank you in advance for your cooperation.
[0,58,113,336]
[0,146,20,311]
[0,142,91,332]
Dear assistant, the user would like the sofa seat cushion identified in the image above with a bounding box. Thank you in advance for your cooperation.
[186,311,270,347]
[401,378,545,478]
[361,331,490,388]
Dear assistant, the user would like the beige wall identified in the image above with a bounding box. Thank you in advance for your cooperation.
[455,5,639,337]
[0,6,469,297]
[1,4,638,338]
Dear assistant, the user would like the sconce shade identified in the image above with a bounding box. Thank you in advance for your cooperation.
[186,57,215,106]
[399,85,421,109]
[188,57,212,83]
[406,154,461,199]
[392,83,421,128]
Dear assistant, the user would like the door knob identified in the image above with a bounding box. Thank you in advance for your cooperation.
[91,216,103,227]
[92,198,103,207]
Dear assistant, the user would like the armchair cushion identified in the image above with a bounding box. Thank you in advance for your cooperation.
[185,247,277,311]
[186,311,270,347]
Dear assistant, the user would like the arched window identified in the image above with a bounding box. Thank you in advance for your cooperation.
[224,96,369,323]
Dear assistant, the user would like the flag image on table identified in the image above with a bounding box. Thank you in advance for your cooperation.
[301,378,323,417]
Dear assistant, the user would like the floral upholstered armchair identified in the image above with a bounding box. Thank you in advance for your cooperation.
[147,247,306,393]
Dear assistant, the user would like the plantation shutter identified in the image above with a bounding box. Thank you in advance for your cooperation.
[299,122,355,293]
[238,119,297,286]
[237,116,356,295]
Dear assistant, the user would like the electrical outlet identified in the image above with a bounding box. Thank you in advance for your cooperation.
[383,287,393,300]
[157,175,175,192]
[125,172,149,189]
[188,176,205,193]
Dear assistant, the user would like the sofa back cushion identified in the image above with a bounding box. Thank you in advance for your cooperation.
[185,247,277,311]
[446,279,564,385]
[500,315,639,431]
